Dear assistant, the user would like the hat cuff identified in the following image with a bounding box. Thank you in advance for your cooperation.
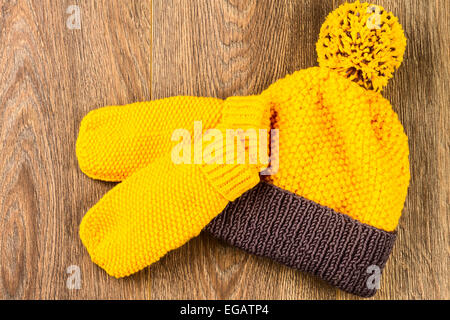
[205,182,396,297]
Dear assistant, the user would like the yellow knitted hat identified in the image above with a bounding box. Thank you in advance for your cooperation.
[76,1,409,296]
[209,1,409,297]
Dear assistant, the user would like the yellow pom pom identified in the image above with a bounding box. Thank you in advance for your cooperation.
[316,1,406,91]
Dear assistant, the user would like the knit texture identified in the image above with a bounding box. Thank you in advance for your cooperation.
[76,96,224,182]
[206,182,396,297]
[79,96,270,277]
[261,67,410,232]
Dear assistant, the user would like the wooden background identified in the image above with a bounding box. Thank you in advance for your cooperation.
[0,0,448,300]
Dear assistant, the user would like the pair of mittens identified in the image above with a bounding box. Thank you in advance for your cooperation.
[77,96,270,277]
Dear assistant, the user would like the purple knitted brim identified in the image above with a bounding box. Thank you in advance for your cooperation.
[205,182,396,297]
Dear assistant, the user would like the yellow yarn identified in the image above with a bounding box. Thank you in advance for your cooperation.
[79,96,270,277]
[262,67,410,231]
[316,1,406,91]
[76,96,224,182]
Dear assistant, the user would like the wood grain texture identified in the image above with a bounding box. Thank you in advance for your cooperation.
[150,0,449,300]
[0,0,151,299]
[0,0,448,300]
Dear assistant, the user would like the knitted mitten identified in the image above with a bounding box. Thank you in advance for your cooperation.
[78,96,270,277]
[76,96,225,182]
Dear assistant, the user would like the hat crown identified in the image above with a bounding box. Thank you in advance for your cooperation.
[263,67,410,231]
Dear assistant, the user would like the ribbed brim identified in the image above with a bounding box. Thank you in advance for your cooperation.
[205,182,396,297]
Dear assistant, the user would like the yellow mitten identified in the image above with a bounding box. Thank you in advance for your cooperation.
[76,96,225,182]
[79,96,270,277]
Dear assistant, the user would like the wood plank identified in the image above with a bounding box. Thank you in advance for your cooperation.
[150,0,449,299]
[0,0,151,299]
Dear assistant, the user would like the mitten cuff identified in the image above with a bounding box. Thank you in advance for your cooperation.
[201,161,260,202]
[220,96,271,131]
[201,95,270,202]
[206,182,397,297]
